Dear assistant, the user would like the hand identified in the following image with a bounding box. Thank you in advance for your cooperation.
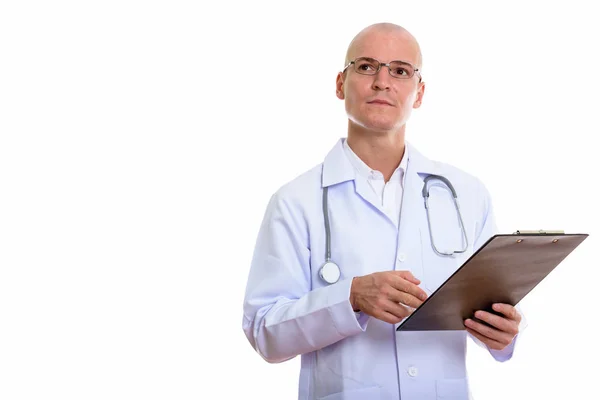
[464,303,521,351]
[350,271,429,324]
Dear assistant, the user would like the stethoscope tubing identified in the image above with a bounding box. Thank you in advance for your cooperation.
[319,174,469,284]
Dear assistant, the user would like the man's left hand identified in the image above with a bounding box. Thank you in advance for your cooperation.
[464,303,521,351]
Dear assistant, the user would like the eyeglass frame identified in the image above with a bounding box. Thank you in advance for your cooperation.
[342,57,422,82]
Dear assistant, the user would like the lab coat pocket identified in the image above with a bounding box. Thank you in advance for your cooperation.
[317,386,381,400]
[422,255,458,293]
[436,378,469,399]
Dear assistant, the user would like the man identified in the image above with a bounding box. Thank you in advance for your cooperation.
[242,22,523,400]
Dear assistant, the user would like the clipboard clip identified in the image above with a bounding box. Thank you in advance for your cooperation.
[513,230,565,235]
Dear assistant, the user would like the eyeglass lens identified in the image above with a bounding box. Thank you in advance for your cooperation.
[353,57,415,79]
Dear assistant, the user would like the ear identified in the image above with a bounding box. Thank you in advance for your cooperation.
[413,81,425,109]
[336,72,345,100]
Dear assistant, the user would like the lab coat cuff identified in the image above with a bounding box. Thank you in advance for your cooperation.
[326,278,369,336]
[489,306,526,362]
[488,334,518,362]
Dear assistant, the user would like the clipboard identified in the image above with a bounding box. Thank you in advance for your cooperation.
[396,230,589,331]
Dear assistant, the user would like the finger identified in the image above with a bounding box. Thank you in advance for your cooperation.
[367,301,409,324]
[464,327,507,351]
[393,270,421,285]
[492,303,521,322]
[387,289,424,309]
[381,299,413,321]
[374,310,405,325]
[464,318,514,345]
[390,275,428,301]
[474,310,519,336]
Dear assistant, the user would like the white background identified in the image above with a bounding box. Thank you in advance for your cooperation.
[1,1,598,399]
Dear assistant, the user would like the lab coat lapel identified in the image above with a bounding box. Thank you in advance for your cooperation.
[397,142,441,261]
[322,138,397,224]
[398,150,426,247]
[321,139,354,187]
[353,176,388,217]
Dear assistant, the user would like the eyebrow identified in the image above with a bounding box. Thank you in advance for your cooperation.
[356,57,415,66]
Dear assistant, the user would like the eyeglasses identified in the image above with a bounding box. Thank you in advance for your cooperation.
[342,57,420,80]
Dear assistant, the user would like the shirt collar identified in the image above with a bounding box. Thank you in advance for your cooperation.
[322,138,443,188]
[342,138,408,181]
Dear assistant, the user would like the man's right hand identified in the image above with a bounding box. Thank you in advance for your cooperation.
[349,271,428,324]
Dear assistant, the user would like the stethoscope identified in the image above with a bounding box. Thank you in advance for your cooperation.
[318,174,469,285]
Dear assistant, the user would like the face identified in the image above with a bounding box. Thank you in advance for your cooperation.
[336,29,425,133]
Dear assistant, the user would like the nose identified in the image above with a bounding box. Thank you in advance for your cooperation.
[372,66,392,91]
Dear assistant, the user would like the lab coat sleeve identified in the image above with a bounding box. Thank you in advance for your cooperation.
[469,179,527,362]
[242,191,369,364]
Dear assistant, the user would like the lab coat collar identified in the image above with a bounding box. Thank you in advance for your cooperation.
[321,138,442,188]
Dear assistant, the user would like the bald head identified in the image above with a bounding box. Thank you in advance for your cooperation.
[344,23,423,70]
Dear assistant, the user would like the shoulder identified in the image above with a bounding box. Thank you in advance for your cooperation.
[413,146,493,211]
[432,159,487,192]
[407,142,487,194]
[265,163,323,213]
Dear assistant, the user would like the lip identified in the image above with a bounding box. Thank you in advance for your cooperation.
[367,99,394,106]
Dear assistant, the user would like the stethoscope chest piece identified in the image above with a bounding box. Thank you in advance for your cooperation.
[319,261,340,284]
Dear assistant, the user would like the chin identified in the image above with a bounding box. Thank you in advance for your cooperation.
[351,115,400,133]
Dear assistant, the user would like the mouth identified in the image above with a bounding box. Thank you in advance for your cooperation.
[367,100,394,106]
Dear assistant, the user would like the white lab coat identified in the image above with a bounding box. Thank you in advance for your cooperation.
[242,138,519,400]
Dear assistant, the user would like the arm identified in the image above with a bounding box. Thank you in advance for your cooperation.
[241,192,369,364]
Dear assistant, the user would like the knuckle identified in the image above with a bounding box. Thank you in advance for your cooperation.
[397,281,409,294]
[375,298,387,309]
[514,312,521,322]
[404,296,419,308]
[410,290,422,301]
[399,305,410,318]
[375,277,388,289]
[480,325,492,336]
[382,286,393,296]
[391,304,406,318]
[401,299,414,309]
[400,272,412,281]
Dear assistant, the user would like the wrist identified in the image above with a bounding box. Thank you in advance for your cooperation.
[350,277,360,312]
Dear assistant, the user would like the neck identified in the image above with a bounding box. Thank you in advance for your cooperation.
[346,122,406,182]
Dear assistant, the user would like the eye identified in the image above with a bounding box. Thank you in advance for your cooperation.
[394,67,408,76]
[357,62,376,71]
